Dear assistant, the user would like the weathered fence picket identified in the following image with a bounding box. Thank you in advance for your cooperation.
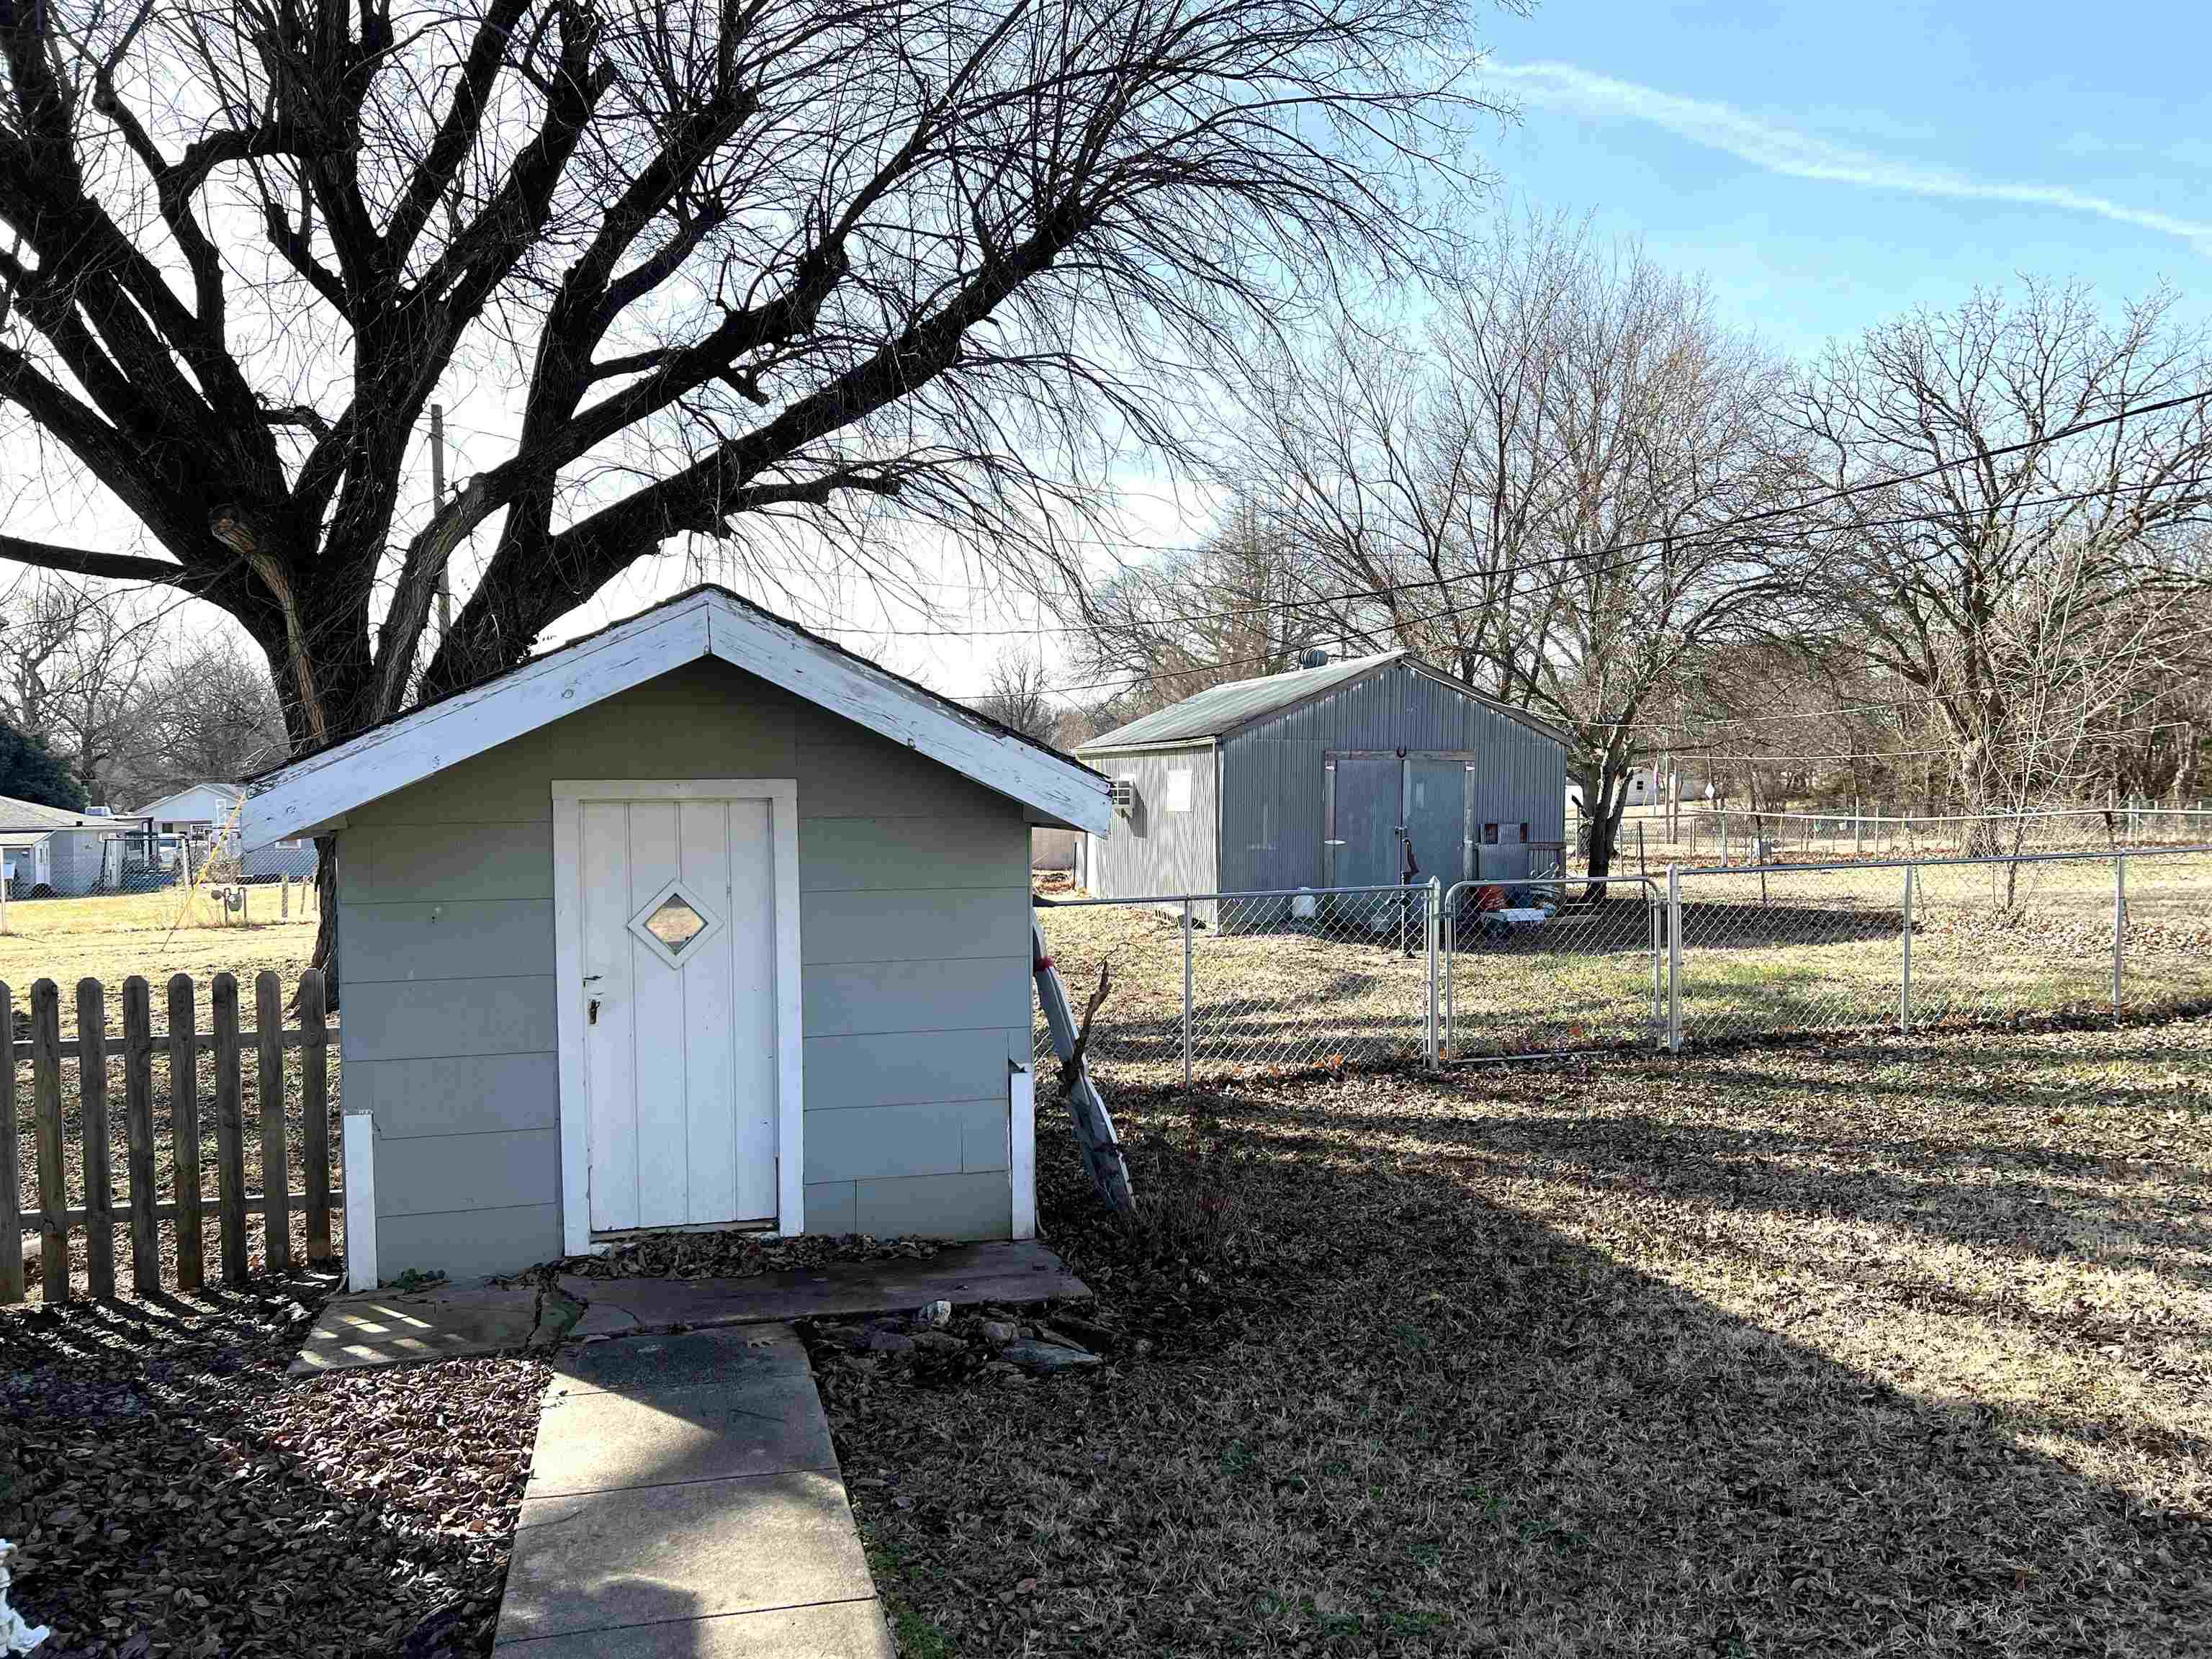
[256,971,289,1274]
[0,986,17,1303]
[78,979,114,1298]
[7,970,338,1303]
[168,975,200,1292]
[123,979,157,1294]
[212,972,246,1288]
[300,973,331,1268]
[31,982,63,1301]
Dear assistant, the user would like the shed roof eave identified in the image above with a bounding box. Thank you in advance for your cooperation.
[1071,734,1220,760]
[239,588,1113,848]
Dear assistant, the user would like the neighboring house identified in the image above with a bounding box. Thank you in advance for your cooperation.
[1075,651,1568,912]
[132,781,248,835]
[0,795,125,896]
[135,781,318,881]
[240,586,1111,1285]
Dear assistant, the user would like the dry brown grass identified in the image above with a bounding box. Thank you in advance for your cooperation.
[826,1022,2212,1656]
[0,888,317,1028]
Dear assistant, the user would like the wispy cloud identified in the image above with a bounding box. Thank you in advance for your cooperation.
[1491,60,2212,251]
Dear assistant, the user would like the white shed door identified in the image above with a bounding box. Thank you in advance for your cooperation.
[575,794,778,1232]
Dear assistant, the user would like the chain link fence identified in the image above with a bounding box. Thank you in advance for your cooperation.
[1035,845,2212,1089]
[1581,802,2212,871]
[1034,886,1437,1085]
[4,832,320,901]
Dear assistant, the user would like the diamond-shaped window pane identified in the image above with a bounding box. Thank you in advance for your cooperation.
[644,894,709,953]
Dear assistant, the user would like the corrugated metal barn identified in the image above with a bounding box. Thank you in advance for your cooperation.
[1076,652,1568,907]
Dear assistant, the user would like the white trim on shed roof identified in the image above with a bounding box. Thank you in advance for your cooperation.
[239,587,1112,846]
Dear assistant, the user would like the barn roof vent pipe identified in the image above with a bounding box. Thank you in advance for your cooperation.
[1298,649,1330,670]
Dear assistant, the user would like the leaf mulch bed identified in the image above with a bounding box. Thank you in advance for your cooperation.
[822,1020,2212,1656]
[544,1228,940,1282]
[0,1274,543,1658]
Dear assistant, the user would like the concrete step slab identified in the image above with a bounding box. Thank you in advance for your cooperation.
[493,1598,893,1656]
[529,1376,836,1497]
[561,1239,1088,1339]
[549,1325,811,1397]
[290,1281,548,1374]
[495,1470,875,1646]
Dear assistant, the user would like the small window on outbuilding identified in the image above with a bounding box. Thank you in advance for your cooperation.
[1482,822,1499,845]
[1163,767,1192,813]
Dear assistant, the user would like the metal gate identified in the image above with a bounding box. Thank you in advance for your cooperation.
[1441,873,1668,1058]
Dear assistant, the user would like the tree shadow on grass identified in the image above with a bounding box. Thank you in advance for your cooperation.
[891,1086,2212,1655]
[1199,1087,2212,1293]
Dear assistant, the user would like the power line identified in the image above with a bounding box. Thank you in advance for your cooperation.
[799,393,2212,655]
[945,469,2211,709]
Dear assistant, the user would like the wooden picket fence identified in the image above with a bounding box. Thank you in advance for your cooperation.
[0,969,337,1303]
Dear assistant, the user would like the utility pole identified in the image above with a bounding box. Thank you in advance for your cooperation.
[430,403,453,642]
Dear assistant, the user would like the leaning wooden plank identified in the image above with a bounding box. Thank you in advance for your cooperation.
[78,979,114,1298]
[0,984,19,1303]
[212,974,247,1286]
[298,971,332,1267]
[122,979,159,1294]
[1030,919,1135,1215]
[31,981,65,1302]
[169,975,202,1292]
[256,971,290,1272]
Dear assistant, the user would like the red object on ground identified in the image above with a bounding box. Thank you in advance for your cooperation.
[1474,884,1508,912]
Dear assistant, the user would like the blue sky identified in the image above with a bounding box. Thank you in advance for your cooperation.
[1480,1,2212,359]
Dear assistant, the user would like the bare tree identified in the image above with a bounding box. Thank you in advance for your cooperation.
[127,632,290,799]
[0,0,1504,986]
[1071,490,1328,721]
[970,649,1062,748]
[1238,216,1804,888]
[0,575,168,803]
[1796,282,2212,852]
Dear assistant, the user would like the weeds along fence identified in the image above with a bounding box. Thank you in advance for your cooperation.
[1034,845,2212,1084]
[0,970,338,1304]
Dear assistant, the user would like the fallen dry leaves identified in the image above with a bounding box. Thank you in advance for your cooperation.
[0,1276,543,1658]
[829,1018,2212,1657]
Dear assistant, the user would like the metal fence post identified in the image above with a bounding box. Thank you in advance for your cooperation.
[1899,863,1915,1029]
[1425,876,1441,1069]
[1649,884,1663,1030]
[1665,866,1682,1052]
[1181,896,1194,1088]
[2113,853,2126,1010]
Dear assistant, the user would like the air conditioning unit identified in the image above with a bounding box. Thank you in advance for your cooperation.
[1110,778,1137,812]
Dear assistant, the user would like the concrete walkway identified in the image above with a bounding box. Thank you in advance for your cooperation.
[494,1326,892,1657]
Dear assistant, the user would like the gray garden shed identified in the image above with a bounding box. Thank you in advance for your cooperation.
[240,587,1110,1285]
[1076,652,1567,903]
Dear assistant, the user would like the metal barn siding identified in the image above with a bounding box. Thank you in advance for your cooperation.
[1220,660,1566,891]
[1083,742,1220,910]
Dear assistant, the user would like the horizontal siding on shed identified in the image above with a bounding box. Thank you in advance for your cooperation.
[336,657,1022,1279]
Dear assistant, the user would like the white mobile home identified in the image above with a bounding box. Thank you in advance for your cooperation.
[241,587,1111,1285]
[0,795,122,895]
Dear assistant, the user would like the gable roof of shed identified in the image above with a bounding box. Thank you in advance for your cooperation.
[1079,652,1405,751]
[238,586,1112,847]
[1079,650,1568,752]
